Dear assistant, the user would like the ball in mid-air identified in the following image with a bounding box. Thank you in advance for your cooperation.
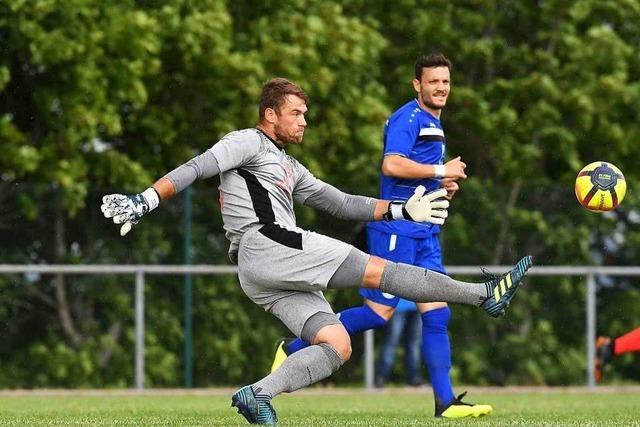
[575,161,626,212]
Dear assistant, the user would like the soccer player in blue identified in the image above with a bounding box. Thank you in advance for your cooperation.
[271,54,493,418]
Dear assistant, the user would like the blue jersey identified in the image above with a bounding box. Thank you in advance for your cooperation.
[368,99,446,237]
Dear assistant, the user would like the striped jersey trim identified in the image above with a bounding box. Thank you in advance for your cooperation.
[419,127,445,137]
[237,169,275,223]
[237,168,303,250]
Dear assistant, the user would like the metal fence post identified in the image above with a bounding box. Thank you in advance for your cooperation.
[586,274,596,388]
[135,270,145,390]
[184,187,193,388]
[364,329,374,389]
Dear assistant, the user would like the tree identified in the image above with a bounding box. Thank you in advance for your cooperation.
[352,0,640,384]
[1,0,639,387]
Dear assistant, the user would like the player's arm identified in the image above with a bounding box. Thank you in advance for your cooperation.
[294,168,448,225]
[101,150,221,236]
[439,177,460,200]
[377,186,449,224]
[102,131,260,236]
[382,155,467,180]
[382,155,465,200]
[382,117,465,199]
[302,182,448,224]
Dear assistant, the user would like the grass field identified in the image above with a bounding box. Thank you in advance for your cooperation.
[0,387,639,426]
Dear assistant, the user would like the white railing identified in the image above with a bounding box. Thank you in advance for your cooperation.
[2,264,639,389]
[0,264,235,390]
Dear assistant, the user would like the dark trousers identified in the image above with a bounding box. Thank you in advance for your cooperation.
[376,310,422,384]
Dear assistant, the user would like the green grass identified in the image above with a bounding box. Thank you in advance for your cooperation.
[0,388,638,426]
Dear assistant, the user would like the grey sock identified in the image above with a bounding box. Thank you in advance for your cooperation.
[380,262,489,306]
[252,343,343,399]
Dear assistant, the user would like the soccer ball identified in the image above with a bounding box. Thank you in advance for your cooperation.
[575,161,626,212]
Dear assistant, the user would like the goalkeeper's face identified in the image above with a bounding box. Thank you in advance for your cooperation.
[274,95,308,145]
[413,66,450,112]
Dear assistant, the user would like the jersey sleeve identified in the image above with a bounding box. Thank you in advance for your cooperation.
[209,130,262,172]
[291,159,326,204]
[384,115,419,158]
[291,158,377,220]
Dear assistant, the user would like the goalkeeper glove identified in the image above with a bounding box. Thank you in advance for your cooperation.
[101,188,160,236]
[383,186,449,224]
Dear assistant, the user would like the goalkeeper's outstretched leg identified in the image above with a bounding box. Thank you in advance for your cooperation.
[269,253,534,375]
[328,249,533,316]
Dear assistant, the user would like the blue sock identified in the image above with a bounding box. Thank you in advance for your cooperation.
[284,336,309,354]
[422,307,455,406]
[285,305,387,355]
[338,304,388,335]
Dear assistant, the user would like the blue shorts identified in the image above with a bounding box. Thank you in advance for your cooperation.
[359,228,446,307]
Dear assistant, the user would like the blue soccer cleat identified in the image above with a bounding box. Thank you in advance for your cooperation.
[231,385,278,425]
[480,255,533,318]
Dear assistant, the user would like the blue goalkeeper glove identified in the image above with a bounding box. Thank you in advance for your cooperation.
[101,188,159,236]
[383,186,449,224]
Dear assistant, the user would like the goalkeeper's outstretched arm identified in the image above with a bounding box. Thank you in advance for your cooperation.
[294,159,448,225]
[101,150,220,236]
[301,182,449,225]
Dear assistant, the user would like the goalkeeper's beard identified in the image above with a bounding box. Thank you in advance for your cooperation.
[274,123,303,145]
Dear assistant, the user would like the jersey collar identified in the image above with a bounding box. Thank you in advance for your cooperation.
[413,99,441,123]
[255,127,285,150]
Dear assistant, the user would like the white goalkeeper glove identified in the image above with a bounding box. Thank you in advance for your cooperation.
[383,186,449,224]
[101,188,160,236]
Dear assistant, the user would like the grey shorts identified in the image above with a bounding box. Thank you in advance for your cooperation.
[237,225,352,339]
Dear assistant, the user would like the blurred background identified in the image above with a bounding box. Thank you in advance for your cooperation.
[1,0,639,389]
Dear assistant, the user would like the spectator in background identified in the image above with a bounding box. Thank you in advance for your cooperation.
[595,326,640,381]
[375,298,424,388]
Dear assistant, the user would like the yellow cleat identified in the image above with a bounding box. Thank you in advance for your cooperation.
[270,339,289,373]
[436,392,493,418]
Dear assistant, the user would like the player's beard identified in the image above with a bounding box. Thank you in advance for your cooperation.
[421,91,447,111]
[274,123,303,145]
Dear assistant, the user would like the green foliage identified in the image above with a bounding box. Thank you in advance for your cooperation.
[1,0,640,388]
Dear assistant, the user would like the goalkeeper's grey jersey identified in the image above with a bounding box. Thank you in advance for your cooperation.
[209,128,330,258]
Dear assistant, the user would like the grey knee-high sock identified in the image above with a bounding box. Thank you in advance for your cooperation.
[251,343,343,399]
[380,262,490,306]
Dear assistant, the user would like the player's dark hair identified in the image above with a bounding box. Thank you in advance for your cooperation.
[259,78,308,119]
[414,53,452,80]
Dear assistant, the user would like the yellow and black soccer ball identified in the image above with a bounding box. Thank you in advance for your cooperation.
[575,161,626,212]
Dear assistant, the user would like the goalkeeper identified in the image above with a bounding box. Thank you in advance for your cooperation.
[101,77,532,425]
